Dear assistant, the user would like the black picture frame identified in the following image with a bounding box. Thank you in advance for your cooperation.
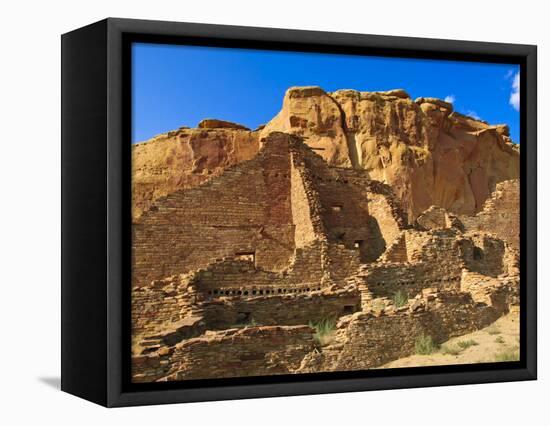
[61,17,537,407]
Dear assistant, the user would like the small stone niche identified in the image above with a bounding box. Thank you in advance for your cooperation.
[236,312,252,325]
[343,305,355,314]
[235,252,255,263]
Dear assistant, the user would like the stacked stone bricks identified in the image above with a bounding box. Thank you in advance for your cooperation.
[131,88,520,382]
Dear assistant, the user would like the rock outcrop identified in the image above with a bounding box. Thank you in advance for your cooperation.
[261,87,519,220]
[132,126,260,219]
[132,86,519,223]
[198,118,251,130]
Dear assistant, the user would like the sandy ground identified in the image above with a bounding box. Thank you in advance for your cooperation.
[381,308,520,368]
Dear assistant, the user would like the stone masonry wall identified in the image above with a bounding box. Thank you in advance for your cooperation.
[132,325,318,383]
[415,205,464,231]
[325,243,362,285]
[365,192,403,261]
[199,288,360,329]
[359,226,516,303]
[132,276,195,340]
[186,240,327,297]
[460,179,520,250]
[403,228,468,263]
[300,287,513,373]
[133,282,517,382]
[131,125,519,383]
[358,262,462,299]
[460,271,519,308]
[132,253,360,349]
[290,151,319,248]
[295,145,407,263]
[335,171,409,259]
[132,133,298,287]
[463,232,506,277]
[358,228,471,298]
[379,233,408,263]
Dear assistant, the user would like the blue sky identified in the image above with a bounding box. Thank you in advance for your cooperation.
[132,43,520,144]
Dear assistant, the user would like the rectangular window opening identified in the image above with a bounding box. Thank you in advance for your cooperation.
[235,252,255,263]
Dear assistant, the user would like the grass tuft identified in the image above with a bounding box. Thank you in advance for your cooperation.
[309,318,336,346]
[415,333,438,355]
[440,344,462,356]
[392,290,409,308]
[494,346,520,362]
[495,336,505,344]
[457,339,478,350]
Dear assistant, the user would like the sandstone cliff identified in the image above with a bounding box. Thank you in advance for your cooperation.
[261,87,519,220]
[132,121,259,219]
[132,87,519,222]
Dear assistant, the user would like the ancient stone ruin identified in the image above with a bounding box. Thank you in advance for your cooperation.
[131,87,520,383]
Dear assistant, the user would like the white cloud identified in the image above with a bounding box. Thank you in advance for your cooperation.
[466,110,481,120]
[444,95,456,104]
[509,72,520,111]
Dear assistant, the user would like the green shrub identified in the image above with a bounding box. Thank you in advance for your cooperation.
[494,347,519,362]
[440,344,462,356]
[457,339,478,349]
[309,318,336,345]
[415,333,437,355]
[393,290,409,308]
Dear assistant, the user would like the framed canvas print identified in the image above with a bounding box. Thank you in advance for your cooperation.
[61,18,537,407]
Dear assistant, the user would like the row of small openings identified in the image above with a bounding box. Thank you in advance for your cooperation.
[371,277,456,287]
[331,205,343,212]
[207,286,322,296]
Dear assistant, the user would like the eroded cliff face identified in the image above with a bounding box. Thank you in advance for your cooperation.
[132,122,260,220]
[132,86,519,222]
[261,87,519,220]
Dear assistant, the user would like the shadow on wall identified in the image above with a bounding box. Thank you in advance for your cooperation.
[365,216,386,262]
